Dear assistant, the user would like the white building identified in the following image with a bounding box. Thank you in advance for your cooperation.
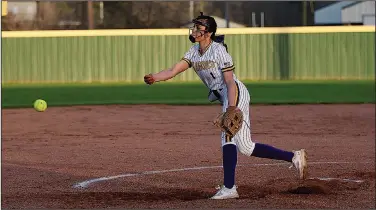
[2,0,7,16]
[6,1,37,20]
[341,1,375,25]
[314,1,375,25]
[314,1,356,25]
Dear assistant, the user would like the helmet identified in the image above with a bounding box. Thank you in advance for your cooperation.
[188,12,227,51]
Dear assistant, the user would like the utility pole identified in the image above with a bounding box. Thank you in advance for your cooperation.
[87,0,94,29]
[225,1,229,28]
[200,1,204,12]
[99,1,104,24]
[189,1,194,20]
[302,1,307,26]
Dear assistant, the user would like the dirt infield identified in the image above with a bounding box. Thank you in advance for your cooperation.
[2,104,375,209]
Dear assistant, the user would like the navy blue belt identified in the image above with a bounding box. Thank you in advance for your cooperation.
[211,88,223,100]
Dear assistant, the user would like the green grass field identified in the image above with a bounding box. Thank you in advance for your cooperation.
[1,80,375,108]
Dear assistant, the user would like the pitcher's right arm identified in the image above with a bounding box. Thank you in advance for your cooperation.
[152,60,190,82]
[144,46,195,85]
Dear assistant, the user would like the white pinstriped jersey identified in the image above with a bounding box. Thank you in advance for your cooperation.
[181,41,238,91]
[182,41,255,152]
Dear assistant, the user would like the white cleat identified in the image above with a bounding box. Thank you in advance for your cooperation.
[292,149,308,179]
[210,185,239,200]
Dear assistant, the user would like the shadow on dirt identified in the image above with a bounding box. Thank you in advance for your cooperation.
[67,188,211,201]
[239,171,374,197]
[21,187,212,203]
[284,172,373,195]
[61,171,375,203]
[285,179,331,194]
[4,171,373,209]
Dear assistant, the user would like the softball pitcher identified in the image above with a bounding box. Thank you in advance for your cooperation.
[144,12,307,200]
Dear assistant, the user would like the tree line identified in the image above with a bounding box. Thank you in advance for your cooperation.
[2,1,320,31]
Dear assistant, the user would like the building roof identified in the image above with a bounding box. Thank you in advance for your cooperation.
[314,1,356,13]
[342,1,363,10]
[314,1,338,11]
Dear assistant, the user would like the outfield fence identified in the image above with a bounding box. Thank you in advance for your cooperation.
[2,26,375,84]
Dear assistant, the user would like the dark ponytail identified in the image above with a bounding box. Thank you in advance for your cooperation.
[211,33,228,52]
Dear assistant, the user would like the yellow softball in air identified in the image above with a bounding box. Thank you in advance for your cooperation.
[33,99,47,112]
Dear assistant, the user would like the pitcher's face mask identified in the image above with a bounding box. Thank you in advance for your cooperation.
[188,18,210,43]
[189,24,208,41]
[188,12,217,43]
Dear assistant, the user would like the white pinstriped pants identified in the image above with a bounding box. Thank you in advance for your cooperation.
[220,80,255,156]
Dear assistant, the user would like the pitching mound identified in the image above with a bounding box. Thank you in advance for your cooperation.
[287,179,331,194]
[286,175,372,195]
[235,172,374,200]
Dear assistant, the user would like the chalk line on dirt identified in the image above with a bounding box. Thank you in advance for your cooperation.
[72,161,370,189]
[308,177,365,183]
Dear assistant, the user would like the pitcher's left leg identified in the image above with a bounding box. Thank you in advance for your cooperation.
[234,81,307,179]
[211,85,240,200]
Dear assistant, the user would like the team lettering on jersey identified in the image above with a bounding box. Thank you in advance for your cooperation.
[193,61,216,71]
[181,41,238,90]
